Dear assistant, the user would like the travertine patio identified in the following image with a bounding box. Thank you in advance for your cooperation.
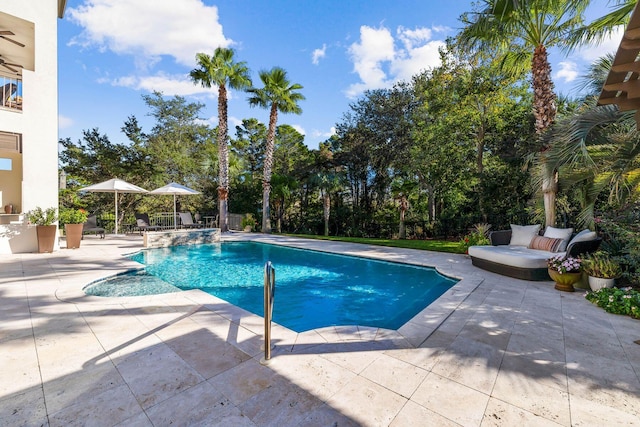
[1,233,638,426]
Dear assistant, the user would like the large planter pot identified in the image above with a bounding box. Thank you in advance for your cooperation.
[548,269,581,292]
[36,225,57,253]
[64,223,84,249]
[588,276,615,292]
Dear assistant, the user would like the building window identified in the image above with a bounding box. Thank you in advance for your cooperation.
[0,158,11,170]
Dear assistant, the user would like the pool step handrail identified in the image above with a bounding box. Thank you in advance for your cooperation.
[260,261,276,365]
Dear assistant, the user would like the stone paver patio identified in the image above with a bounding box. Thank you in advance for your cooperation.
[1,233,639,426]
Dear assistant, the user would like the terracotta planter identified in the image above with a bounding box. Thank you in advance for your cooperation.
[588,276,615,292]
[36,225,57,253]
[65,223,84,249]
[548,269,581,292]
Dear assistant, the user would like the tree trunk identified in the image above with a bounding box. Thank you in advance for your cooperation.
[476,119,486,221]
[426,184,436,224]
[275,200,282,233]
[218,187,228,232]
[262,104,278,233]
[262,186,271,233]
[218,84,230,232]
[532,44,557,226]
[323,190,330,236]
[399,195,407,239]
[542,162,558,228]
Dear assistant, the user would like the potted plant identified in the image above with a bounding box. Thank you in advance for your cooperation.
[547,255,582,292]
[581,252,621,291]
[241,213,257,232]
[26,207,58,253]
[59,207,88,249]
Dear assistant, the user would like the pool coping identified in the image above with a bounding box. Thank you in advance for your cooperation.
[56,233,484,350]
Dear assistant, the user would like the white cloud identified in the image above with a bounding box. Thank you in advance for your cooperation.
[576,25,625,62]
[292,124,306,136]
[311,127,336,139]
[555,61,579,83]
[312,44,327,65]
[59,114,74,129]
[346,26,395,97]
[67,0,231,68]
[345,25,446,98]
[228,116,243,129]
[109,72,219,97]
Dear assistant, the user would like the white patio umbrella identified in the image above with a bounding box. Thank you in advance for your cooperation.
[149,182,200,230]
[80,178,148,234]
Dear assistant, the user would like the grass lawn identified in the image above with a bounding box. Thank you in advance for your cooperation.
[284,234,465,254]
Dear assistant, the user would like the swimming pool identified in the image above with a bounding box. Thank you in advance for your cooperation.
[85,242,457,332]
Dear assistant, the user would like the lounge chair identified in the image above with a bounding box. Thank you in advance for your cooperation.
[135,213,161,234]
[179,212,204,229]
[82,215,105,239]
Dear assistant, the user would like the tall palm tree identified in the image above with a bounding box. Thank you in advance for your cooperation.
[459,0,589,227]
[247,67,304,233]
[190,47,252,232]
[541,55,640,227]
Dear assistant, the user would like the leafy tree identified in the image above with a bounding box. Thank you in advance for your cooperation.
[232,118,267,180]
[59,128,152,227]
[190,48,252,232]
[247,67,305,233]
[459,0,590,227]
[308,143,344,236]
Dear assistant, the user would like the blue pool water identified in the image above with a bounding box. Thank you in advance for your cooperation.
[85,242,457,332]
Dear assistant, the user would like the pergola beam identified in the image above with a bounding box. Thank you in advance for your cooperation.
[597,1,640,127]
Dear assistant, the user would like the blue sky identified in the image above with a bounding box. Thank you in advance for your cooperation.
[57,0,623,150]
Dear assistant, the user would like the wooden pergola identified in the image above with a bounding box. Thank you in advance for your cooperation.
[598,1,640,126]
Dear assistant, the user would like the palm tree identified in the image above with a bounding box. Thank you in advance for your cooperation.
[190,47,252,232]
[247,67,304,233]
[541,55,640,227]
[570,0,636,50]
[459,0,590,227]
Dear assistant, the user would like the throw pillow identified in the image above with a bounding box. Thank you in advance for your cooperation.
[543,226,574,252]
[529,236,565,252]
[568,230,598,247]
[509,224,541,246]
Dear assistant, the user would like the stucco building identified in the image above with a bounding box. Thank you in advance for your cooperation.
[0,0,66,253]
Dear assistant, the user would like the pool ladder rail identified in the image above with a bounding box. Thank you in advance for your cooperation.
[260,261,276,365]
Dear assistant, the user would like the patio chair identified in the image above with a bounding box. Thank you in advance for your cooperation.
[135,213,161,234]
[82,215,105,239]
[179,212,204,229]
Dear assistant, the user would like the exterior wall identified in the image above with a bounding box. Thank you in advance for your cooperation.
[0,1,60,253]
[0,151,22,211]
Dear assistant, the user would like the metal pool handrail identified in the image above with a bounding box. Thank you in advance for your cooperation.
[260,261,276,365]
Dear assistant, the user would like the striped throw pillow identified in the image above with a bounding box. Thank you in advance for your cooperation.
[529,236,564,252]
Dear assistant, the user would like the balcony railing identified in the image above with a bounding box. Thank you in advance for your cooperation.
[1,76,22,111]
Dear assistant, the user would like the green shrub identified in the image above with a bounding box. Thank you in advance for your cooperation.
[241,213,257,230]
[26,207,58,226]
[585,287,640,319]
[460,223,491,253]
[59,208,89,227]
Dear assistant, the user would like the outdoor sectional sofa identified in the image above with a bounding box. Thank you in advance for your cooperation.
[469,225,602,281]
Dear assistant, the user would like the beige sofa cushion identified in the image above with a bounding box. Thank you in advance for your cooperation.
[509,224,541,246]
